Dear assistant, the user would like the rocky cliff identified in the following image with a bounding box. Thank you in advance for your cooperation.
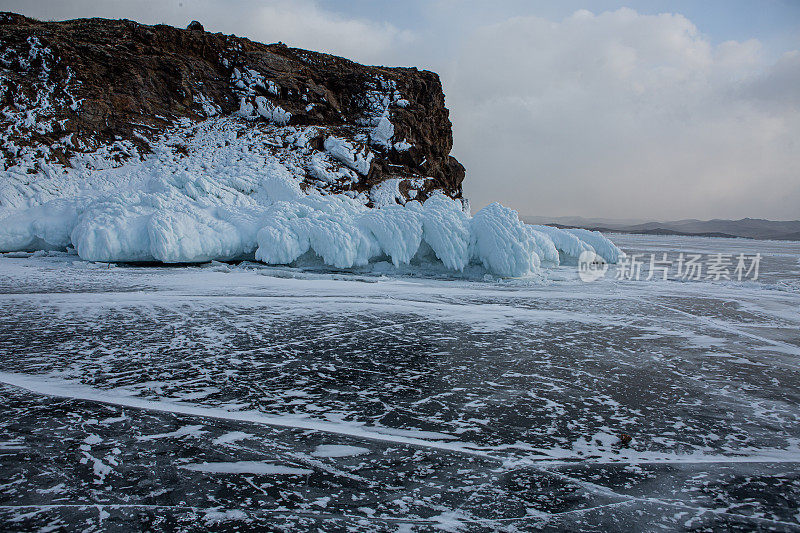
[0,12,464,206]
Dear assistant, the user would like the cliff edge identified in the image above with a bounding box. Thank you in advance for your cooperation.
[0,13,464,207]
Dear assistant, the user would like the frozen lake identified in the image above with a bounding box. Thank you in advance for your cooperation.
[0,234,799,531]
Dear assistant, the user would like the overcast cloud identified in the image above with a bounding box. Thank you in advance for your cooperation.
[2,0,799,220]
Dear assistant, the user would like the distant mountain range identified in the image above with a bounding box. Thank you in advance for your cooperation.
[522,216,800,241]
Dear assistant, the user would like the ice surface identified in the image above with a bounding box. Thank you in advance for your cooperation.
[0,116,622,275]
[0,234,798,530]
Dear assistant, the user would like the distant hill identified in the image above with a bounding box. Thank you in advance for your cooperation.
[521,216,800,241]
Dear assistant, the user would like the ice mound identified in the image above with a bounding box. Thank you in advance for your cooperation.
[470,203,542,276]
[0,191,623,277]
[0,117,623,277]
[563,227,624,264]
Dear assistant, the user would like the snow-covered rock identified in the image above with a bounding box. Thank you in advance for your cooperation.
[0,14,624,277]
[0,13,466,210]
[324,136,374,176]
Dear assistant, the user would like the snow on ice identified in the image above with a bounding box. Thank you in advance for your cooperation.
[181,461,313,475]
[311,445,371,457]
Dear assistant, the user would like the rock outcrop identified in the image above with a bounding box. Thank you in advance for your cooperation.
[0,12,465,205]
[0,12,627,275]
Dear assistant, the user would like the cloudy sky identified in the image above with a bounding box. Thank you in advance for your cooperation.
[3,0,799,220]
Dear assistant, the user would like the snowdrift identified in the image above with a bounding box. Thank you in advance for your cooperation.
[0,118,622,278]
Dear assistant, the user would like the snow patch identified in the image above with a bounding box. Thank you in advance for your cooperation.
[204,510,248,523]
[311,444,370,457]
[255,96,291,125]
[393,139,412,151]
[181,461,312,475]
[212,431,253,445]
[369,114,394,149]
[324,136,373,175]
[369,178,404,207]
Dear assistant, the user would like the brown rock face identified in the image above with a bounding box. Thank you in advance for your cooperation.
[0,12,465,202]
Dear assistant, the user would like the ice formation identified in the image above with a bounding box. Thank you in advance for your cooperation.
[0,117,622,277]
